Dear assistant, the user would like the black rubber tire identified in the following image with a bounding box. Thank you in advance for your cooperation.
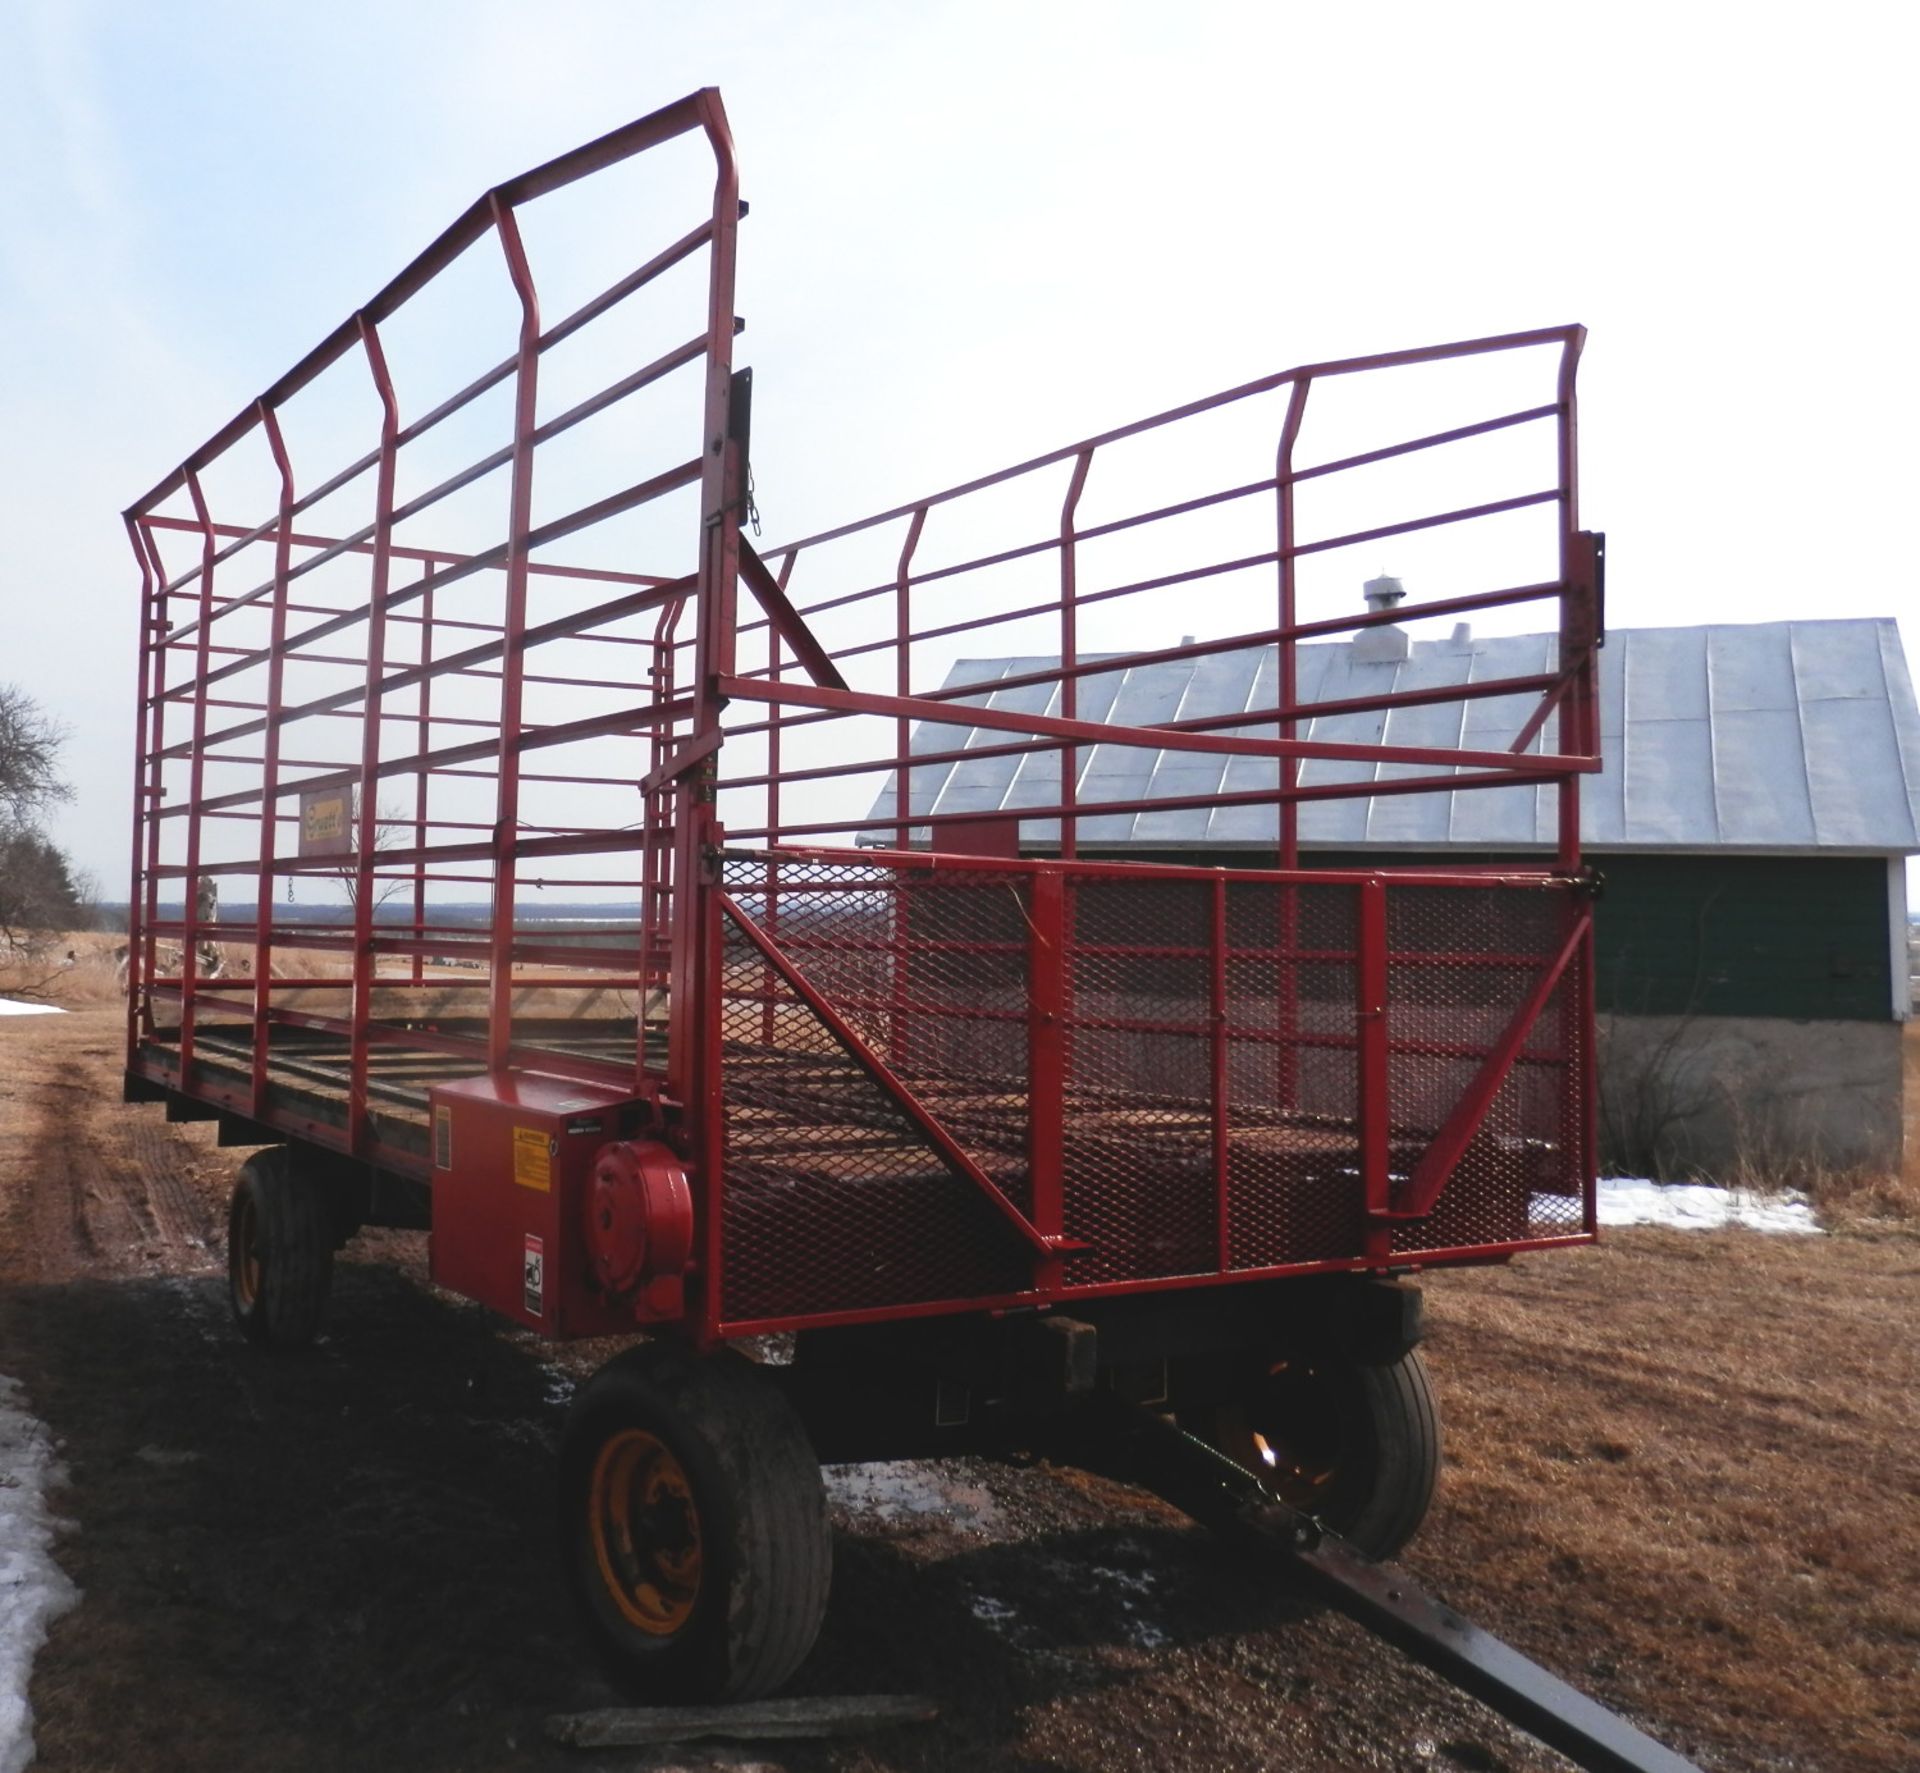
[1189,1345,1440,1561]
[559,1341,831,1702]
[226,1147,332,1348]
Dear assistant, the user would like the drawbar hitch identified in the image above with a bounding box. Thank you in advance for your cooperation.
[1092,1402,1703,1773]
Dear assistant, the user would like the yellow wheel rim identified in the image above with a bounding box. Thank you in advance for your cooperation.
[588,1428,703,1636]
[233,1191,262,1311]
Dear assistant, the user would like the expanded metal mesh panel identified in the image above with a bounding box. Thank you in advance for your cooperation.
[714,854,1593,1326]
[1059,878,1216,1284]
[1224,882,1365,1268]
[717,857,1032,1321]
[1390,960,1589,1254]
[1381,890,1588,1254]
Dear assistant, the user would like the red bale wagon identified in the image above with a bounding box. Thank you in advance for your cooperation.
[123,90,1622,1726]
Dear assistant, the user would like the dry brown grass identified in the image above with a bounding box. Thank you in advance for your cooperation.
[1421,1226,1920,1772]
[1803,1163,1920,1226]
[0,929,126,1006]
[1716,1145,1920,1228]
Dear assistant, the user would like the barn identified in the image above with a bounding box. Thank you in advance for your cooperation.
[881,616,1920,1180]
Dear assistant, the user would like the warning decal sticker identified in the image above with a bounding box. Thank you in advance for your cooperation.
[523,1235,545,1317]
[512,1126,553,1193]
[433,1104,453,1170]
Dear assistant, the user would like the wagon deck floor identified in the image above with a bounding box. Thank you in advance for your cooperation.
[138,1020,668,1139]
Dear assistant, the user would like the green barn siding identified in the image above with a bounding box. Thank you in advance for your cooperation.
[1077,848,1896,1023]
[1579,855,1891,1022]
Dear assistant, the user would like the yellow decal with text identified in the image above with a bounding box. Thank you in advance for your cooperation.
[302,793,348,845]
[512,1126,553,1193]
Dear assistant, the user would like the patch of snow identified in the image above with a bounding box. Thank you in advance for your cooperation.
[1122,1613,1169,1651]
[1089,1563,1157,1597]
[0,1376,80,1773]
[824,1460,1002,1531]
[0,1002,62,1019]
[1595,1177,1822,1236]
[967,1592,1018,1629]
[1086,1558,1166,1649]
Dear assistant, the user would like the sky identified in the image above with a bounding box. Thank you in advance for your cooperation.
[2,0,1917,896]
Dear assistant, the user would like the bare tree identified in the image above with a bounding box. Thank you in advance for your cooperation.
[0,684,70,838]
[0,685,79,965]
[328,798,412,921]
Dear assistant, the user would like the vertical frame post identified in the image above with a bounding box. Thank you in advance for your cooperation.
[1356,877,1391,1261]
[1274,379,1311,872]
[252,404,298,1114]
[645,590,687,1087]
[1554,331,1588,873]
[177,471,221,1085]
[1554,332,1597,1232]
[347,314,403,1154]
[1028,867,1067,1291]
[122,518,155,1063]
[486,197,544,1075]
[411,571,436,988]
[1210,873,1231,1269]
[1058,449,1093,862]
[891,508,927,852]
[133,523,171,1045]
[1274,379,1312,1120]
[889,510,927,1068]
[674,96,742,1341]
[760,550,799,1049]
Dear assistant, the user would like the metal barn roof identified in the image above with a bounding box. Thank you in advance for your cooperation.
[878,619,1920,854]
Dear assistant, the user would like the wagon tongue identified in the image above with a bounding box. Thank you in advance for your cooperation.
[1094,1403,1703,1773]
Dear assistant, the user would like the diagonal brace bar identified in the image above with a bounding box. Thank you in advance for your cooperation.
[716,891,1063,1256]
[1388,910,1591,1220]
[738,540,848,691]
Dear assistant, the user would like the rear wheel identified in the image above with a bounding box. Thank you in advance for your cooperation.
[227,1147,332,1347]
[560,1341,831,1701]
[1186,1345,1440,1560]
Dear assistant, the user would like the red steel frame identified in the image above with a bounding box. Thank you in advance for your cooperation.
[123,90,1602,1346]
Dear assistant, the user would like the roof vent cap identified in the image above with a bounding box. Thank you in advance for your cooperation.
[1354,572,1410,664]
[1363,572,1406,615]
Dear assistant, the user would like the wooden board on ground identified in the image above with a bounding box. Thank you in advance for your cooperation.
[545,1694,939,1749]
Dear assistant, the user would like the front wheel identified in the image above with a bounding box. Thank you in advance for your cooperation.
[559,1342,831,1701]
[1184,1344,1440,1560]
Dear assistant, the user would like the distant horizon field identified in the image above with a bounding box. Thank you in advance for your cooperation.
[99,900,641,927]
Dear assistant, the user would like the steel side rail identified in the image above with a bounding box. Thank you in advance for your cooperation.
[126,89,733,522]
[763,323,1582,558]
[738,405,1556,639]
[718,675,1600,776]
[1107,1408,1703,1773]
[725,766,1557,846]
[151,465,700,736]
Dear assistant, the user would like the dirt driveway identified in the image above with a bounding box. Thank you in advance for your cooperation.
[1,1007,1913,1772]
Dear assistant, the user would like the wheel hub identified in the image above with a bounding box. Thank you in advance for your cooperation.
[588,1428,704,1636]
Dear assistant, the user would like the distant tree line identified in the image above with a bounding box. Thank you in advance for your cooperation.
[0,683,90,952]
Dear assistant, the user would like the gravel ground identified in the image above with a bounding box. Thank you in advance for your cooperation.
[1,1005,1913,1772]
